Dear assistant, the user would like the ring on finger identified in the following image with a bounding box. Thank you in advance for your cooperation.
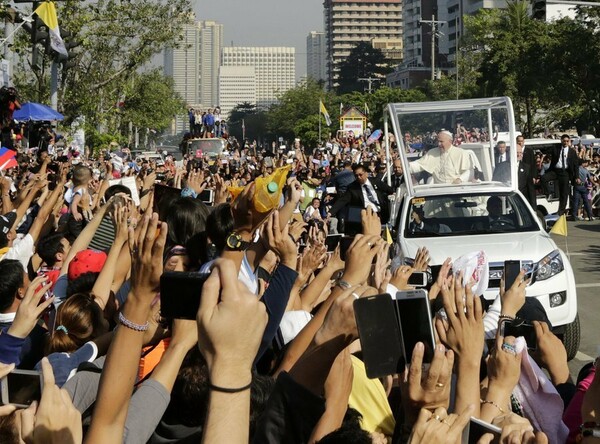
[352,292,361,299]
[436,382,445,388]
[431,414,442,422]
[501,342,517,355]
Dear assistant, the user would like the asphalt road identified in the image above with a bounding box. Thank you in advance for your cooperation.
[550,220,600,378]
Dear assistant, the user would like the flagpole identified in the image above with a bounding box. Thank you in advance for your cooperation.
[0,13,35,49]
[318,101,321,145]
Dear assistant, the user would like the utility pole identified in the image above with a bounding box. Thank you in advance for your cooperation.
[357,77,380,94]
[419,14,446,81]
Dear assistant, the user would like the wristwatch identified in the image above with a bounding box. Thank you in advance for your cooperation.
[225,232,251,251]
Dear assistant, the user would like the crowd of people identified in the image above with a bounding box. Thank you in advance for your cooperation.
[0,122,598,444]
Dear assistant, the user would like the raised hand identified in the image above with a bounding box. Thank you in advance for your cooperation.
[8,276,53,339]
[197,259,268,387]
[401,342,454,425]
[128,213,167,300]
[342,235,381,286]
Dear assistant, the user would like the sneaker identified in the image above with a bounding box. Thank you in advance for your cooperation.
[589,217,595,221]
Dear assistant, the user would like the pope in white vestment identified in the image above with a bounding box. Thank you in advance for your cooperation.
[409,131,472,184]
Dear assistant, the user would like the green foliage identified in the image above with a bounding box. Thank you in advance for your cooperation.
[267,79,335,140]
[12,0,192,134]
[336,42,393,94]
[119,70,185,133]
[86,128,126,155]
[227,102,269,142]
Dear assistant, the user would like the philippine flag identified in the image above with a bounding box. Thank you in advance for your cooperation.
[0,147,18,171]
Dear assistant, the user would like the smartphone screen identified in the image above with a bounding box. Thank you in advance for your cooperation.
[462,417,502,444]
[1,370,43,408]
[354,294,404,378]
[160,272,210,320]
[501,319,537,350]
[198,189,214,205]
[504,260,521,289]
[325,234,342,252]
[394,289,435,363]
[339,236,354,261]
[407,271,428,287]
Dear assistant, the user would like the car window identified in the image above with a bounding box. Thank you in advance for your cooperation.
[405,192,539,237]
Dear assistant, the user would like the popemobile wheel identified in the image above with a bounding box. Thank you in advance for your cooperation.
[561,313,581,362]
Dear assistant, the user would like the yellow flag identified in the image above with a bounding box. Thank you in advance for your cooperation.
[385,226,393,244]
[550,214,567,236]
[35,2,68,57]
[319,100,331,126]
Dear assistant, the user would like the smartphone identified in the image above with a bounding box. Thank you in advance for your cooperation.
[339,236,354,261]
[504,260,521,289]
[160,272,210,320]
[198,189,214,205]
[354,294,404,378]
[407,271,428,287]
[500,318,537,350]
[394,289,436,363]
[462,417,502,444]
[0,369,43,408]
[325,234,342,252]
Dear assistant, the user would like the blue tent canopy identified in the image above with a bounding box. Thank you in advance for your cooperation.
[13,102,64,122]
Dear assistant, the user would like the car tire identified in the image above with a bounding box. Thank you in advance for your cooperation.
[562,314,581,361]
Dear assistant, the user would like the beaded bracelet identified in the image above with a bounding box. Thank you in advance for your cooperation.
[499,314,515,320]
[480,399,505,414]
[118,311,149,332]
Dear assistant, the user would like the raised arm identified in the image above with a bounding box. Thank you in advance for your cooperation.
[85,214,166,444]
[91,204,129,309]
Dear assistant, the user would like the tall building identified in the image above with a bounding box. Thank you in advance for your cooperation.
[199,20,223,108]
[164,20,200,107]
[323,0,403,90]
[221,47,296,108]
[218,66,257,118]
[306,31,327,84]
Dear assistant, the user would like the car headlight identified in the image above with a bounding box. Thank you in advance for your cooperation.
[534,250,564,282]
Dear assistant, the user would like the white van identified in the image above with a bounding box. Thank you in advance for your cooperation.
[384,97,580,359]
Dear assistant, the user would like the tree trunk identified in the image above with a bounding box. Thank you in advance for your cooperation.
[525,96,533,138]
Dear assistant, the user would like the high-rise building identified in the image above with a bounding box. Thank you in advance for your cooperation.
[221,47,296,108]
[218,66,257,118]
[306,31,327,84]
[199,20,223,108]
[164,20,200,107]
[323,0,402,90]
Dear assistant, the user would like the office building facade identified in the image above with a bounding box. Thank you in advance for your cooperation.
[218,66,257,118]
[323,0,402,89]
[306,31,327,84]
[199,20,223,108]
[221,47,296,108]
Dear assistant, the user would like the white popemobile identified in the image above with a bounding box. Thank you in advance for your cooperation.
[383,97,580,359]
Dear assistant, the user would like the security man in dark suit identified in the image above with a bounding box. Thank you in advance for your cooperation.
[541,134,578,215]
[328,163,394,223]
[516,144,536,209]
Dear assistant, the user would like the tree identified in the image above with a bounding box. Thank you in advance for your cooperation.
[462,1,550,136]
[12,0,193,136]
[118,70,185,134]
[227,102,269,143]
[267,79,335,140]
[336,42,393,94]
[542,17,600,135]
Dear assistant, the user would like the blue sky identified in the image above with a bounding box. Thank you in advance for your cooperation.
[192,0,324,78]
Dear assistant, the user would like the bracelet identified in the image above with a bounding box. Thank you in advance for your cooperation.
[499,314,515,320]
[480,399,505,414]
[209,381,252,393]
[118,311,149,332]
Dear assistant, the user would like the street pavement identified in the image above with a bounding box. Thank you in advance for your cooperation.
[550,219,600,378]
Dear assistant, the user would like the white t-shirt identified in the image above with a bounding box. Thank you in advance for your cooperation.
[199,253,258,295]
[0,234,35,270]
